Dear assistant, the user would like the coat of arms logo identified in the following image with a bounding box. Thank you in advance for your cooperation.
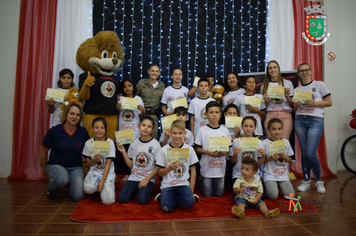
[302,5,330,46]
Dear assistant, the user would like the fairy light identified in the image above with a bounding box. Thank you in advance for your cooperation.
[150,1,153,65]
[214,2,217,81]
[167,1,173,85]
[194,1,198,78]
[187,0,191,86]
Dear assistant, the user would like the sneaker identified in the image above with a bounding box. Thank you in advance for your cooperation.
[47,192,57,201]
[120,175,129,184]
[315,181,326,194]
[89,192,100,200]
[155,193,161,202]
[265,208,280,219]
[231,205,245,219]
[297,180,311,192]
[193,194,199,202]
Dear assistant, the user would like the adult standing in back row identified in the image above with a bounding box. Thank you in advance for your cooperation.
[137,64,165,139]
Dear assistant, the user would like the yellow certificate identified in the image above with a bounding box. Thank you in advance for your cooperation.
[244,96,261,108]
[161,114,177,131]
[115,129,134,145]
[225,116,243,128]
[208,137,229,152]
[267,86,285,99]
[121,97,139,110]
[268,140,285,156]
[88,140,111,156]
[171,97,188,110]
[238,137,259,152]
[193,76,200,87]
[45,88,66,103]
[166,148,189,164]
[292,90,313,104]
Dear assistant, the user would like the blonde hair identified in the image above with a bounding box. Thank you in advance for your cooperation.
[262,60,284,95]
[171,120,186,131]
[60,103,83,126]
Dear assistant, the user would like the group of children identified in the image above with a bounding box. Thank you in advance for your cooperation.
[47,67,302,219]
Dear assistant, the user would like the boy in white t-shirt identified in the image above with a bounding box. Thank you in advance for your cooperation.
[156,120,199,213]
[195,101,231,198]
[161,68,189,116]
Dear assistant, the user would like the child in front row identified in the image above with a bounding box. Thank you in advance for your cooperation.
[116,115,160,205]
[195,101,231,197]
[156,120,199,213]
[263,118,295,200]
[160,106,194,147]
[83,117,116,205]
[232,158,280,219]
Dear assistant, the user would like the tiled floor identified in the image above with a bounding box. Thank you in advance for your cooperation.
[0,171,356,235]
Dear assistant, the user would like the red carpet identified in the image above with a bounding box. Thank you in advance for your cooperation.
[70,183,314,222]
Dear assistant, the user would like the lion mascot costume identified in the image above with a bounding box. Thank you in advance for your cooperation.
[76,31,124,140]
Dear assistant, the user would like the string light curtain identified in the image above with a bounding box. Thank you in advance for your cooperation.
[92,0,267,86]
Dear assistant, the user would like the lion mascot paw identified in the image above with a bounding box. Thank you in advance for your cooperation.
[209,85,225,103]
[60,88,82,110]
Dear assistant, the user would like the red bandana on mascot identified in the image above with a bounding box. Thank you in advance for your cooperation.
[76,31,124,140]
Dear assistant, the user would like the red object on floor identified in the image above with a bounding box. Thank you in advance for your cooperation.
[70,184,315,222]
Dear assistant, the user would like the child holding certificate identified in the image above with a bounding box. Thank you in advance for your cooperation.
[188,78,215,137]
[234,76,266,136]
[263,118,295,200]
[83,117,116,205]
[232,158,280,219]
[156,120,199,213]
[195,101,231,198]
[160,106,194,147]
[161,69,189,116]
[116,77,145,183]
[229,116,266,186]
[261,60,294,139]
[116,115,161,205]
[46,69,78,127]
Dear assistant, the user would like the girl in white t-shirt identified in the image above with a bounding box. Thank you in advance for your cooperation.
[263,118,294,200]
[261,60,294,139]
[83,117,116,205]
[116,78,145,182]
[222,72,246,110]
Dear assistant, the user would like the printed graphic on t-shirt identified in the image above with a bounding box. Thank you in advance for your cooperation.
[135,152,150,168]
[270,98,283,105]
[101,81,115,98]
[241,151,257,160]
[95,156,105,170]
[173,163,186,179]
[241,183,257,197]
[227,98,235,105]
[274,155,286,166]
[208,158,224,168]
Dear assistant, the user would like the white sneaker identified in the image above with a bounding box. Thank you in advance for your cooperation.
[297,180,311,192]
[315,181,326,194]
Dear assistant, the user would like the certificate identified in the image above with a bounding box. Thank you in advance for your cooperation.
[208,137,229,152]
[193,76,200,87]
[292,90,313,104]
[121,97,139,110]
[238,137,259,152]
[268,139,285,156]
[115,129,134,145]
[244,96,261,108]
[171,97,188,110]
[88,140,111,156]
[225,116,243,128]
[45,88,66,103]
[267,86,285,99]
[161,114,177,131]
[166,148,189,164]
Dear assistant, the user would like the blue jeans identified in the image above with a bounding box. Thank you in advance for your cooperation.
[84,172,115,205]
[199,177,224,198]
[294,116,324,181]
[161,185,194,213]
[235,198,265,210]
[46,164,86,201]
[118,180,155,205]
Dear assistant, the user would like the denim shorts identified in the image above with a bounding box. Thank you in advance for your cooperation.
[235,198,265,210]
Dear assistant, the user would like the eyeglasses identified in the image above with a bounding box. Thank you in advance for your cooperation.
[299,69,310,73]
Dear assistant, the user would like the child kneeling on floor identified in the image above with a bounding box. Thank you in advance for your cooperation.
[156,120,199,213]
[232,158,280,219]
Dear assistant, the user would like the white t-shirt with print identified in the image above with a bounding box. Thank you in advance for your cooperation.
[127,138,161,183]
[222,88,246,110]
[195,125,231,178]
[294,80,331,118]
[188,96,216,136]
[234,94,266,136]
[160,85,189,112]
[156,143,199,189]
[118,95,144,139]
[260,79,294,112]
[262,138,294,182]
[82,137,116,179]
